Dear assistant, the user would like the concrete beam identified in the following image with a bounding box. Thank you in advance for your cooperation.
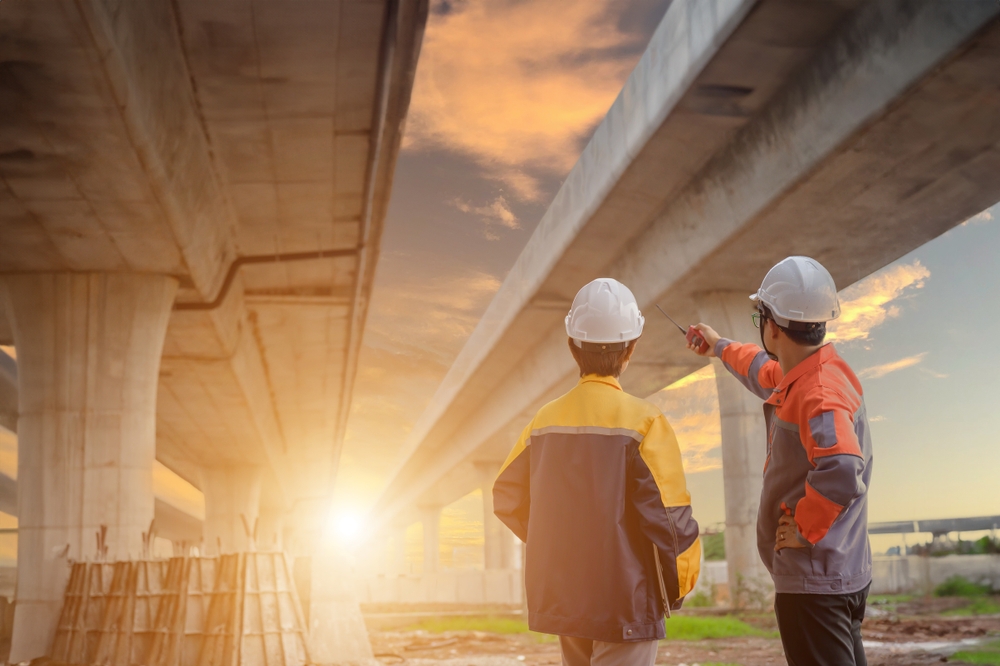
[328,0,429,487]
[153,498,202,545]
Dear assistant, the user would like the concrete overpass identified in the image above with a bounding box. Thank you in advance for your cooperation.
[0,0,427,660]
[373,0,1000,606]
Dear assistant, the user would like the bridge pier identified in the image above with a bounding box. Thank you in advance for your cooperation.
[0,272,177,661]
[284,500,375,664]
[202,466,262,554]
[697,292,774,608]
[387,527,408,575]
[478,465,512,570]
[257,506,285,552]
[420,505,441,574]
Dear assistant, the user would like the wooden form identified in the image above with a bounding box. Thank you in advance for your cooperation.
[50,553,311,666]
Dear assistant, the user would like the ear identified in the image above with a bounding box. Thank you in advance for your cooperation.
[624,338,639,361]
[767,318,781,339]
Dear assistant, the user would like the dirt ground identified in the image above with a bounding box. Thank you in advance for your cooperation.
[369,604,1000,666]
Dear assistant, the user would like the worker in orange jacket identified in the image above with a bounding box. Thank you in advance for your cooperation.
[687,256,873,666]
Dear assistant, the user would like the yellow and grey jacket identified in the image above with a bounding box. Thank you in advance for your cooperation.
[494,374,700,643]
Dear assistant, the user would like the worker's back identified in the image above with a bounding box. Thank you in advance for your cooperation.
[494,373,700,643]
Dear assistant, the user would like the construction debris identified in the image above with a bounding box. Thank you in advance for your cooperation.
[49,553,311,666]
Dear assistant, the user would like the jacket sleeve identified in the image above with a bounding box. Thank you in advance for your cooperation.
[628,414,701,608]
[717,339,783,400]
[493,421,532,543]
[794,387,867,544]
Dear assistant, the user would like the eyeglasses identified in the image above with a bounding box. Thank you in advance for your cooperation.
[751,311,768,329]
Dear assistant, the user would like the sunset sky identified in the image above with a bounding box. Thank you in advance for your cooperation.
[333,0,1000,565]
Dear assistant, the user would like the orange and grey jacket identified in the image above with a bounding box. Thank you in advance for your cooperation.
[493,374,700,643]
[717,339,873,595]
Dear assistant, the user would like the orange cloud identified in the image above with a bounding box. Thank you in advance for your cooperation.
[648,365,722,473]
[451,196,520,240]
[858,352,927,380]
[962,208,994,226]
[405,0,652,200]
[370,268,503,355]
[336,267,504,508]
[827,261,930,344]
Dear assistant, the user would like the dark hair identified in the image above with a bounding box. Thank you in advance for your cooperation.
[760,305,826,346]
[568,337,637,378]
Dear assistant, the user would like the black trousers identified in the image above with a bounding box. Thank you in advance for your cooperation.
[773,583,869,666]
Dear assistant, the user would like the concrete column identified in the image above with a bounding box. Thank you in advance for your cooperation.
[0,273,176,661]
[202,466,262,554]
[420,505,441,574]
[285,498,374,664]
[697,291,774,608]
[387,527,408,575]
[256,507,284,552]
[476,463,510,570]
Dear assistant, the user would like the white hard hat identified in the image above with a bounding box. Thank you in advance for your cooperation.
[750,256,840,326]
[565,278,644,347]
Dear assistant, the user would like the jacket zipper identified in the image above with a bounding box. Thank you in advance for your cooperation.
[652,544,670,618]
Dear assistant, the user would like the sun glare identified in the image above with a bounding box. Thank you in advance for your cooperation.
[326,509,367,547]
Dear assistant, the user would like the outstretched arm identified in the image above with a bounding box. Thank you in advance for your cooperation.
[687,323,782,401]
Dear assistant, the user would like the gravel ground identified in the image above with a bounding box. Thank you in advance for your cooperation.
[369,613,1000,666]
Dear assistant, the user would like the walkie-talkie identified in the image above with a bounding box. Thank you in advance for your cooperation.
[655,305,710,354]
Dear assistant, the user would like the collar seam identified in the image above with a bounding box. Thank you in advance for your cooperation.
[580,377,622,391]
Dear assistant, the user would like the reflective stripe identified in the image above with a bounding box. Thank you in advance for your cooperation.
[808,411,837,448]
[720,344,775,401]
[773,416,799,433]
[530,425,645,442]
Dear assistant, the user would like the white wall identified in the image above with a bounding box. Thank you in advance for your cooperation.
[358,569,523,605]
[872,555,1000,595]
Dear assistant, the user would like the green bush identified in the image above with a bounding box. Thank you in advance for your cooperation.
[703,532,726,561]
[685,589,715,607]
[935,575,991,598]
[972,536,1000,554]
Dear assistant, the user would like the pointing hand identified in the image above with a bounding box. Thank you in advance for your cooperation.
[687,323,720,357]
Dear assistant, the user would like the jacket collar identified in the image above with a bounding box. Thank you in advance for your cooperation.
[766,344,837,405]
[579,374,623,391]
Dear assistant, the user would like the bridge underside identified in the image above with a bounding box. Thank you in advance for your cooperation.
[0,0,427,660]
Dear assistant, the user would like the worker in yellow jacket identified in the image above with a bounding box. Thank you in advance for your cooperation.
[494,278,701,666]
